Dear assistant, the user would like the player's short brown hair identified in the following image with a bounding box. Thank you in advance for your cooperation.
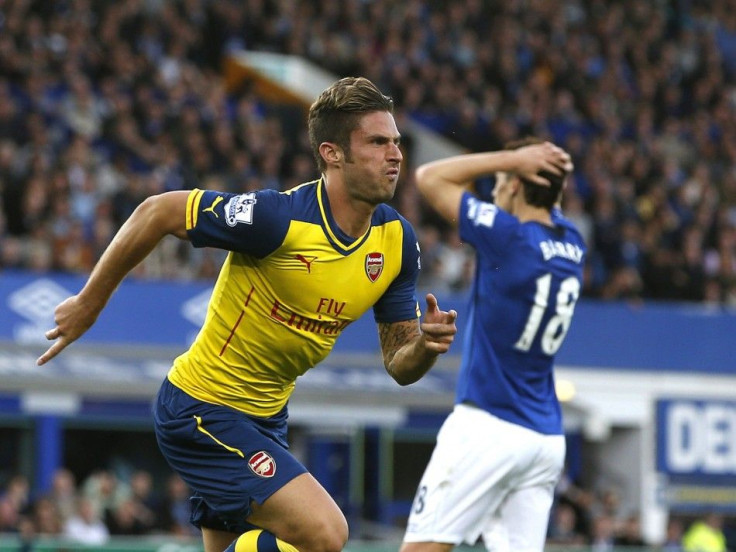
[308,77,394,171]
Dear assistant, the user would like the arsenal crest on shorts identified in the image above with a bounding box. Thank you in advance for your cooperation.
[248,451,276,478]
[365,252,384,282]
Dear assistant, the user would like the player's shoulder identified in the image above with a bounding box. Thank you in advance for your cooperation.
[372,203,417,236]
[372,202,408,224]
[550,209,586,245]
[275,179,318,206]
[281,179,320,199]
[260,179,320,220]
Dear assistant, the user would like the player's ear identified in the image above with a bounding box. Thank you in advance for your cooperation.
[319,142,343,166]
[510,175,522,196]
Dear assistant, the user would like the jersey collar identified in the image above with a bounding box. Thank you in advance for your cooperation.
[316,177,372,255]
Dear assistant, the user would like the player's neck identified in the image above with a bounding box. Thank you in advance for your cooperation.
[516,203,553,226]
[323,175,373,237]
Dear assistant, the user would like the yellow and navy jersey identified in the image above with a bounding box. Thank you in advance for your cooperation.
[168,179,421,417]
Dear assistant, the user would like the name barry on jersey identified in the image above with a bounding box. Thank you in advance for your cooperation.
[539,239,584,263]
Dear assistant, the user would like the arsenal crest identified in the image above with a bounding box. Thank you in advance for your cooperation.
[248,451,276,478]
[365,252,384,282]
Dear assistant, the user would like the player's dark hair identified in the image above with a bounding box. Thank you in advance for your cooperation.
[503,137,567,210]
[308,77,394,171]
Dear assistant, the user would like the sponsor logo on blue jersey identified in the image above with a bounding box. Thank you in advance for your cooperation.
[466,197,498,228]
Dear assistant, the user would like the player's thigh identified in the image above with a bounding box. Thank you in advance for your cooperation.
[154,380,307,533]
[404,405,515,544]
[494,434,564,552]
[202,527,240,552]
[494,484,556,552]
[246,472,348,552]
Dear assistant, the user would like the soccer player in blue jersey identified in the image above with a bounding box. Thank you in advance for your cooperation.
[37,77,458,552]
[401,138,584,552]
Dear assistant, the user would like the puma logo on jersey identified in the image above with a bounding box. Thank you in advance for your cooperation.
[202,196,224,217]
[295,254,317,273]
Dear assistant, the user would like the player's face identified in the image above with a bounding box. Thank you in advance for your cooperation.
[342,111,403,205]
[493,171,516,212]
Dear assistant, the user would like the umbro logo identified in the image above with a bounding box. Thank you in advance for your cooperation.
[295,255,317,273]
[7,279,72,344]
[9,279,69,324]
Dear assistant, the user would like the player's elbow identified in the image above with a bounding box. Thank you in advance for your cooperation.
[394,374,420,386]
[414,164,435,194]
[387,365,422,387]
[414,166,460,225]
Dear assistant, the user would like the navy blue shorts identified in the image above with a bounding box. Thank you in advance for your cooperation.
[153,378,307,533]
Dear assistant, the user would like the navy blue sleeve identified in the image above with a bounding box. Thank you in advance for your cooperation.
[373,217,421,323]
[187,189,289,258]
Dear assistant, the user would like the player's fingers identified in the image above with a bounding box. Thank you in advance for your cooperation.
[422,339,453,354]
[529,173,553,186]
[424,293,439,313]
[421,319,458,337]
[554,154,573,173]
[45,327,61,340]
[542,143,570,166]
[36,338,68,366]
[544,157,568,175]
[442,309,457,326]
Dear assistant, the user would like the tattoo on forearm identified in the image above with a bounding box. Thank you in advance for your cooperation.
[379,320,420,369]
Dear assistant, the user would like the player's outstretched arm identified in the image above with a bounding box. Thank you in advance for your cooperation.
[377,293,457,386]
[37,191,191,366]
[416,142,572,224]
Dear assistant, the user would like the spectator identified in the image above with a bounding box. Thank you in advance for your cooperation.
[0,475,30,531]
[547,503,587,547]
[63,496,110,546]
[614,512,646,547]
[664,517,685,552]
[127,470,161,533]
[156,474,198,537]
[81,470,130,522]
[590,514,616,552]
[31,496,61,536]
[682,513,728,552]
[105,498,150,536]
[48,468,78,525]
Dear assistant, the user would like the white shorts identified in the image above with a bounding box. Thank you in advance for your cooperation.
[403,403,565,552]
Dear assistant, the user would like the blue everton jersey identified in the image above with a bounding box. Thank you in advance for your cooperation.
[168,179,420,417]
[457,194,586,435]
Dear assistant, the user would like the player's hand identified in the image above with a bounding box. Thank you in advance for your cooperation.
[37,295,99,366]
[419,293,458,354]
[514,142,573,185]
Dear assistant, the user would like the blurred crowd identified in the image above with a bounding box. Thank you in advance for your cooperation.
[2,0,736,304]
[549,475,735,551]
[0,468,198,547]
[1,466,733,550]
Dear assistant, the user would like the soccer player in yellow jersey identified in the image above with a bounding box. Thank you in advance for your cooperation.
[37,77,458,552]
